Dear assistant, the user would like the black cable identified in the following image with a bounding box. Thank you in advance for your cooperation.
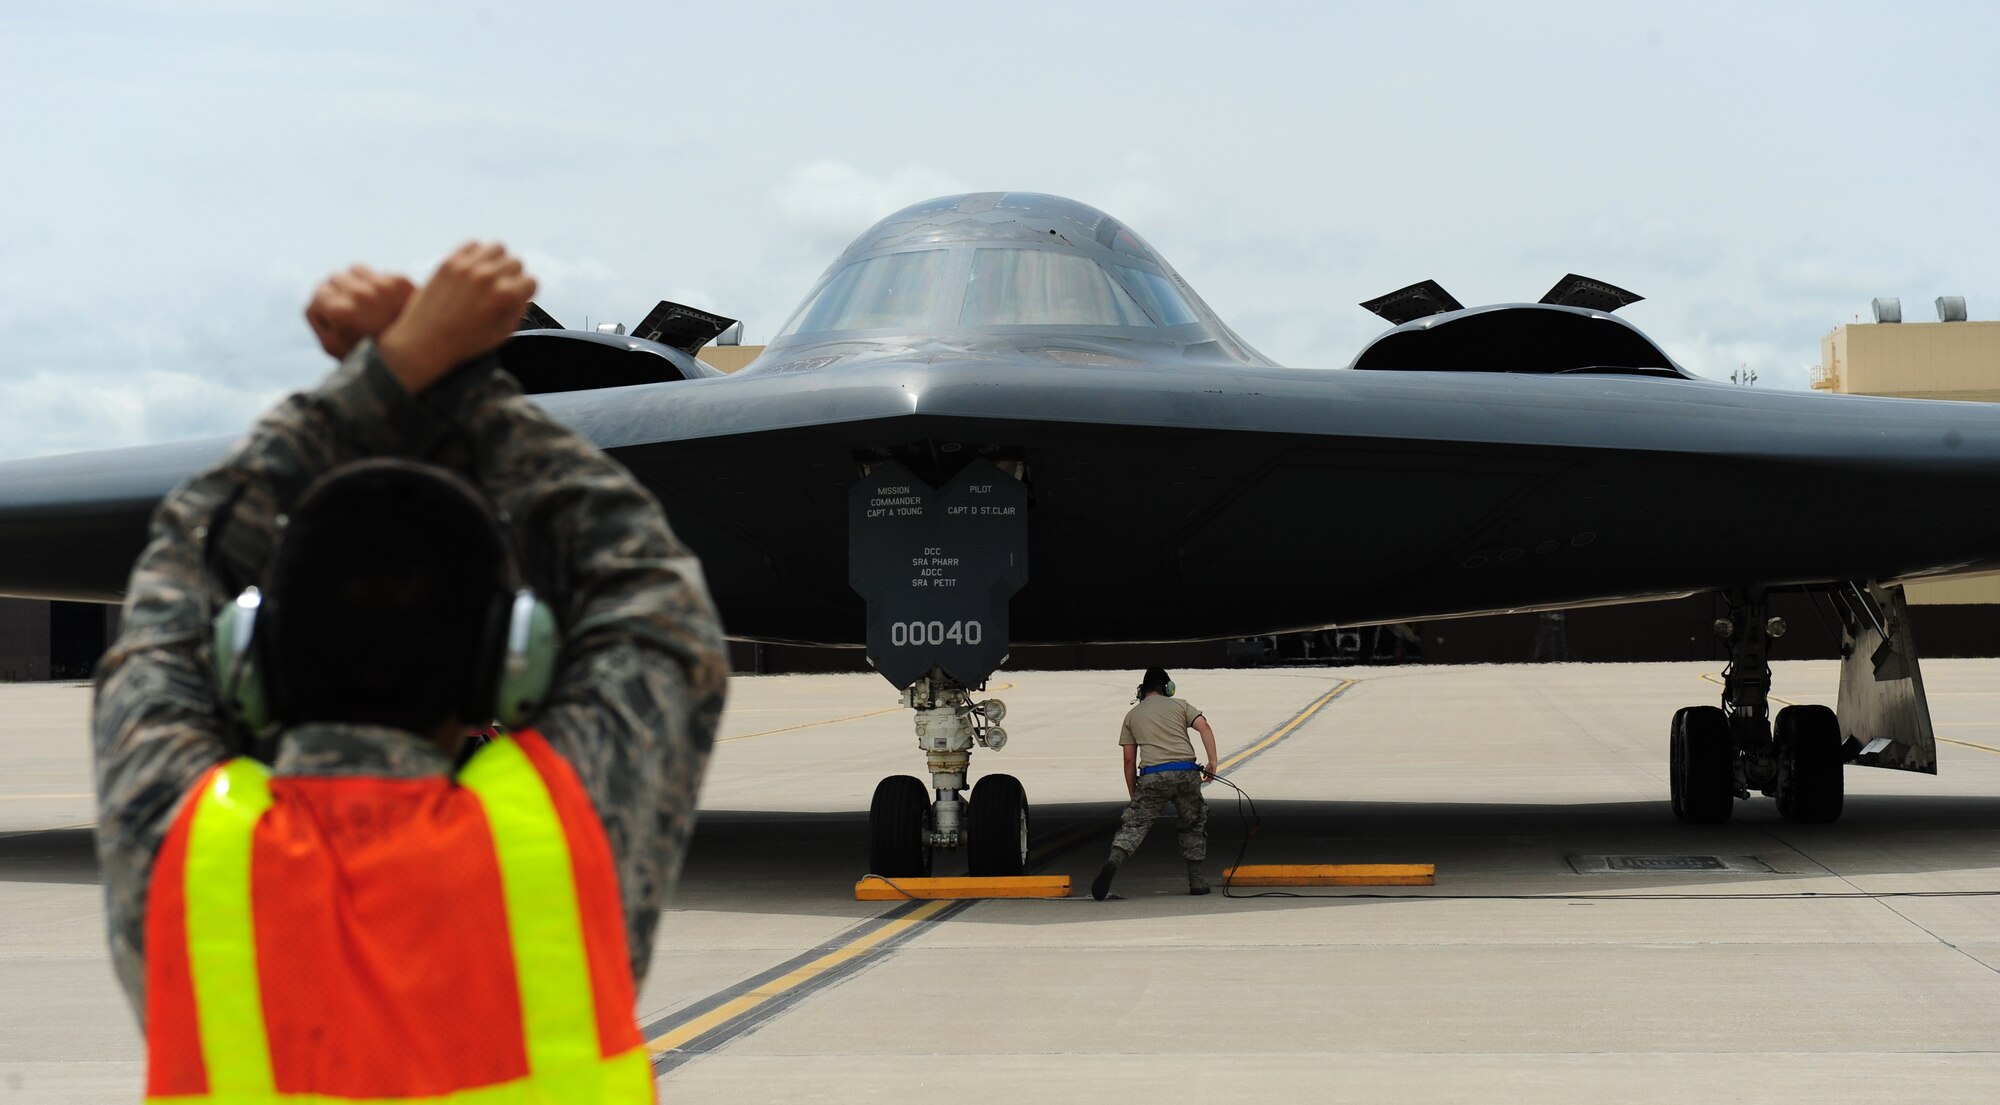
[856,873,924,899]
[1203,772,1265,898]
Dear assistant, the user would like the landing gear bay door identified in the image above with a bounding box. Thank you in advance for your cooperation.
[849,459,1028,689]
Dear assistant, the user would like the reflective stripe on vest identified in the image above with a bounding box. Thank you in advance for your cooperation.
[146,736,653,1102]
[182,757,277,1095]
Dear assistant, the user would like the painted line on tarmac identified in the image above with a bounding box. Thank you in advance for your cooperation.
[715,707,901,743]
[644,897,969,1074]
[0,823,93,839]
[715,682,1016,744]
[1026,818,1109,867]
[1215,678,1358,776]
[1699,672,2000,757]
[1937,736,2000,756]
[649,677,1356,1077]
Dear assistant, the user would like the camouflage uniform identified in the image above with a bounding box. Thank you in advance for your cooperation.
[92,341,728,1026]
[1110,770,1208,861]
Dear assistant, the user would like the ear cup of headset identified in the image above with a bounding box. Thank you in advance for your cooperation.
[492,590,558,728]
[467,589,558,728]
[211,588,272,733]
[225,582,555,733]
[226,460,557,736]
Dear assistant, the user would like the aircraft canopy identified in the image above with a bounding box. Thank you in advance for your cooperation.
[776,245,1202,337]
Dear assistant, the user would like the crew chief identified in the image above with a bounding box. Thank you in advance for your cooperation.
[1090,668,1219,900]
[92,245,726,1099]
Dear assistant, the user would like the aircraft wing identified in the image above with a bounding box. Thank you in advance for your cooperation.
[8,354,1999,649]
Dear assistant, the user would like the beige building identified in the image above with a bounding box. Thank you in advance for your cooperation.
[695,344,765,373]
[1815,305,2000,603]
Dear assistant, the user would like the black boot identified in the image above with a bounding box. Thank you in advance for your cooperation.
[1091,847,1129,901]
[1187,860,1211,896]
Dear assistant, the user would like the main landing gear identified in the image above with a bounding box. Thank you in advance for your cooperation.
[1670,589,1844,824]
[868,666,1030,877]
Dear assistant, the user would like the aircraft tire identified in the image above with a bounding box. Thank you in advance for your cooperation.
[1668,707,1692,820]
[869,775,934,879]
[966,774,1030,877]
[1673,705,1734,824]
[1774,704,1844,823]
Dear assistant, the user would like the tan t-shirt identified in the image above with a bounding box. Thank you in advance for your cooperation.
[1118,695,1204,767]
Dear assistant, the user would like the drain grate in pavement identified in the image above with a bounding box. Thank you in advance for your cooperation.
[1612,855,1726,871]
[1567,854,1775,875]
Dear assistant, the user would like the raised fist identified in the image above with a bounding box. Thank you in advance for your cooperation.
[376,242,538,395]
[305,266,415,360]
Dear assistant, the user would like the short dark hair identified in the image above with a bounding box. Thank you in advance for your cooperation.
[265,461,509,733]
[1141,668,1172,695]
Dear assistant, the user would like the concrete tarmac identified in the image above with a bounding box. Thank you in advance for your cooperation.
[4,662,1998,1102]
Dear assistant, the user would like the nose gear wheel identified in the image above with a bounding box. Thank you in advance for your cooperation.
[868,775,934,878]
[967,773,1029,876]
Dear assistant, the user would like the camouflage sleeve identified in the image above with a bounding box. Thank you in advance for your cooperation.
[444,370,727,986]
[91,341,471,1025]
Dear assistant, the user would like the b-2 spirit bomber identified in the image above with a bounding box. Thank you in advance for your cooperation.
[1,192,1992,878]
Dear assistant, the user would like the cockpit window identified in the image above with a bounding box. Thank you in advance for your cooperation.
[1110,264,1199,326]
[960,248,1153,327]
[779,249,948,336]
[1105,227,1149,258]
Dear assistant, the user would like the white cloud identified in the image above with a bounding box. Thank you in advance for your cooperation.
[0,369,278,460]
[4,3,2000,457]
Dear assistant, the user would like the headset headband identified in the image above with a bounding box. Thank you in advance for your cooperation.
[214,458,556,734]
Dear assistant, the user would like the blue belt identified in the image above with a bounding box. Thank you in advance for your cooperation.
[1138,760,1199,776]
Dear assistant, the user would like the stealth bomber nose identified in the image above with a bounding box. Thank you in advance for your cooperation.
[752,192,1276,368]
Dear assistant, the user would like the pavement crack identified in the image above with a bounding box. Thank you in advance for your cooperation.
[1763,828,1999,976]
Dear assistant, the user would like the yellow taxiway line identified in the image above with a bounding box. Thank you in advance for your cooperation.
[647,899,954,1056]
[715,706,902,743]
[716,681,1017,744]
[1936,736,2000,756]
[1214,679,1356,775]
[653,678,1353,1064]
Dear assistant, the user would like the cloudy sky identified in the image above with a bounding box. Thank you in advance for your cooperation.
[1,1,1994,460]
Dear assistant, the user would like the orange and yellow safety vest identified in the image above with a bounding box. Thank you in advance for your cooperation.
[144,732,653,1102]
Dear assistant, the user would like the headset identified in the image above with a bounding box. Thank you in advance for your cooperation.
[210,460,559,735]
[1135,668,1177,700]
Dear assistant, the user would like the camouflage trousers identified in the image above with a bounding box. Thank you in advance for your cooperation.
[1112,770,1208,860]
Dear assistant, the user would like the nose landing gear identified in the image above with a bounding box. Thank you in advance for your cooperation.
[851,456,1032,877]
[867,666,1026,878]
